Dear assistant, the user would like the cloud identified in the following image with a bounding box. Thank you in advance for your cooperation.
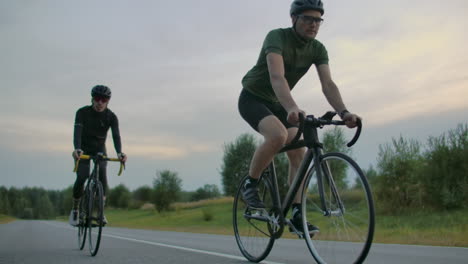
[291,7,468,128]
[0,112,219,161]
[124,134,217,160]
[0,115,70,153]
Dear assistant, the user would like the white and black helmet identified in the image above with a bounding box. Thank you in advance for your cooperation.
[91,85,111,98]
[290,0,324,16]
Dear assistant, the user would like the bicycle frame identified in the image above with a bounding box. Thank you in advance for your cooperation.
[86,157,102,198]
[264,112,360,230]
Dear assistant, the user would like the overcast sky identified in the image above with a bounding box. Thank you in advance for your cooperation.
[1,0,467,192]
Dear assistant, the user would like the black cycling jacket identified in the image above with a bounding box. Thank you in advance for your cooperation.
[73,106,122,154]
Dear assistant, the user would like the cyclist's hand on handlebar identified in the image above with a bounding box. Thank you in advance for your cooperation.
[118,152,127,163]
[287,107,306,125]
[72,149,83,160]
[342,112,361,128]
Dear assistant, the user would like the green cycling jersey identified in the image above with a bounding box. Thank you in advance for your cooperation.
[242,27,329,103]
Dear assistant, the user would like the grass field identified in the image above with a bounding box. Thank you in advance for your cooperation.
[100,198,468,247]
[0,214,15,224]
[26,197,468,247]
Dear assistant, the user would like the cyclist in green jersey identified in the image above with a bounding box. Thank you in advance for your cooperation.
[238,0,360,234]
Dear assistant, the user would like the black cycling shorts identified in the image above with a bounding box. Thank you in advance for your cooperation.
[238,89,296,132]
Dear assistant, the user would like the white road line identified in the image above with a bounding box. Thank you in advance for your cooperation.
[43,221,285,264]
[104,232,284,264]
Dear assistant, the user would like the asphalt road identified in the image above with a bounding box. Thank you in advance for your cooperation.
[0,220,466,264]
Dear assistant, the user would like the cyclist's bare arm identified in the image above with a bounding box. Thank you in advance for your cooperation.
[316,64,359,127]
[266,52,304,124]
[316,64,346,113]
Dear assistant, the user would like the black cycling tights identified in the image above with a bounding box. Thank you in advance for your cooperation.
[73,159,108,199]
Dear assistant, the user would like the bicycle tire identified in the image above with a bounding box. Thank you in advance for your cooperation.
[88,180,104,256]
[233,174,276,263]
[302,152,375,264]
[77,193,88,250]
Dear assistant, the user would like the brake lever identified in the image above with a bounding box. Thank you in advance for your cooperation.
[321,111,337,121]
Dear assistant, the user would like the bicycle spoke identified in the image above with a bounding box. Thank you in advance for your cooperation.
[233,175,276,262]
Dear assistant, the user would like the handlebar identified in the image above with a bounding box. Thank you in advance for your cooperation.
[346,118,362,147]
[288,111,362,148]
[73,154,125,176]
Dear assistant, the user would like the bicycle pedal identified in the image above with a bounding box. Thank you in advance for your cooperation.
[247,207,268,216]
[245,209,269,221]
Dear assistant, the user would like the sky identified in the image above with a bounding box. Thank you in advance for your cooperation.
[1,0,467,192]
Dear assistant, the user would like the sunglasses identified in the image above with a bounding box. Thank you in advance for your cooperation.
[297,15,324,25]
[93,96,110,103]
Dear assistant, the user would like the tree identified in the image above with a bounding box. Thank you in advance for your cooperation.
[421,124,468,209]
[375,136,424,213]
[220,133,257,196]
[133,185,153,203]
[0,187,10,215]
[362,165,378,188]
[60,186,74,215]
[191,184,221,201]
[322,126,351,155]
[35,193,54,219]
[8,187,30,218]
[153,170,182,213]
[108,184,131,209]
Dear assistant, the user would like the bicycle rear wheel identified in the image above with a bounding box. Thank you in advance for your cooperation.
[233,174,276,263]
[88,180,104,256]
[302,153,375,264]
[77,194,88,250]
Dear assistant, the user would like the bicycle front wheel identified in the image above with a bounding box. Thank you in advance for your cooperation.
[233,175,276,263]
[77,194,88,250]
[302,153,375,264]
[88,180,104,256]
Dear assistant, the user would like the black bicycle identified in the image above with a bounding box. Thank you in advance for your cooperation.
[73,153,124,256]
[233,111,375,264]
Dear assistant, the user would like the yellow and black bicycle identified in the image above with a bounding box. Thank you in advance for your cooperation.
[73,153,124,256]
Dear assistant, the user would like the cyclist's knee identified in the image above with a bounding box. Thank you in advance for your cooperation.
[265,130,288,149]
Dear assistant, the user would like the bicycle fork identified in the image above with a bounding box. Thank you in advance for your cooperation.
[315,152,345,217]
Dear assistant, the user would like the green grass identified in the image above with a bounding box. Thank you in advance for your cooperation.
[55,197,468,247]
[375,209,468,247]
[0,214,15,224]
[106,198,235,234]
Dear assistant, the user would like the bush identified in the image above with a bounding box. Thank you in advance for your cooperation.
[108,184,131,208]
[421,124,468,209]
[375,136,424,214]
[153,170,182,213]
[191,184,221,201]
[202,208,214,221]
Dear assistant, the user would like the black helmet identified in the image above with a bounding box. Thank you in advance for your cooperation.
[91,85,111,98]
[290,0,324,16]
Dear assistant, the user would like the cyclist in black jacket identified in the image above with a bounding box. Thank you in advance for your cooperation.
[69,85,127,226]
